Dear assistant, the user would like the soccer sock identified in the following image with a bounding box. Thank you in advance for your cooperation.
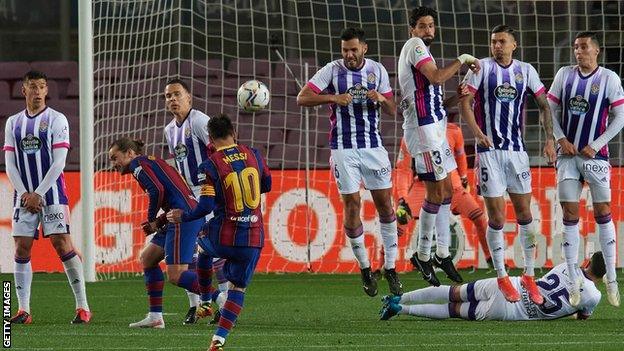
[418,200,440,261]
[14,256,32,314]
[400,304,450,319]
[400,286,451,304]
[345,225,370,269]
[435,198,452,259]
[197,253,216,302]
[596,214,617,282]
[60,251,89,311]
[216,289,245,341]
[144,267,164,315]
[379,211,398,270]
[187,253,200,307]
[518,218,536,276]
[176,270,200,295]
[486,222,507,278]
[213,258,229,292]
[562,218,580,283]
[470,209,491,260]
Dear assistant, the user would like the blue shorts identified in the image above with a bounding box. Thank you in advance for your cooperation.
[198,235,261,288]
[150,219,203,264]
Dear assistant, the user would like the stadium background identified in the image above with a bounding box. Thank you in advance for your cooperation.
[1,0,624,277]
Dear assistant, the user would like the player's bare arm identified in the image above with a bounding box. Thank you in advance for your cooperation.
[297,84,352,107]
[418,58,478,86]
[534,94,556,163]
[459,93,493,148]
[366,89,396,115]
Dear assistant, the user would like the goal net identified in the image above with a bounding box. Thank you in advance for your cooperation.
[91,0,624,279]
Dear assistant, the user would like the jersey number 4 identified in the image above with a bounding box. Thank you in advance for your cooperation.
[224,167,261,212]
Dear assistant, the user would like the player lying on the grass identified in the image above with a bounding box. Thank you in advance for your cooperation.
[297,27,402,297]
[380,251,605,321]
[459,24,556,304]
[108,138,205,329]
[397,6,479,288]
[163,78,228,324]
[4,70,91,324]
[548,31,624,307]
[167,114,272,351]
[395,118,492,279]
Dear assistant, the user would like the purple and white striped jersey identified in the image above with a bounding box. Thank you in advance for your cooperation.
[3,107,70,205]
[397,37,448,153]
[465,58,545,152]
[164,108,210,188]
[307,58,393,149]
[548,66,624,160]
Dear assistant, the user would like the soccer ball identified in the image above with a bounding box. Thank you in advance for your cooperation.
[237,80,270,112]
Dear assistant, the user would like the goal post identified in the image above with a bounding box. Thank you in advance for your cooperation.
[87,0,624,279]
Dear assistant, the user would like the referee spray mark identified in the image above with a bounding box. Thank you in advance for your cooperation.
[3,281,10,348]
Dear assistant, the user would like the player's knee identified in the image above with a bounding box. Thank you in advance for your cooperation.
[560,203,579,221]
[14,246,31,259]
[593,203,611,218]
[50,236,73,256]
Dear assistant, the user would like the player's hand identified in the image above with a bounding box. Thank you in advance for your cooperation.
[332,93,353,106]
[557,138,577,156]
[166,209,184,224]
[366,89,386,103]
[543,139,556,165]
[23,193,43,213]
[460,176,470,191]
[141,221,159,236]
[458,54,480,74]
[456,83,470,97]
[580,145,597,159]
[475,132,493,149]
[396,198,412,225]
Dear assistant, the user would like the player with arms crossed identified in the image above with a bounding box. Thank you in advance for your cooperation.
[167,114,272,351]
[548,31,624,307]
[297,27,402,296]
[380,251,605,321]
[398,6,479,286]
[4,70,91,324]
[459,25,556,304]
[395,121,492,274]
[108,138,205,328]
[163,78,227,324]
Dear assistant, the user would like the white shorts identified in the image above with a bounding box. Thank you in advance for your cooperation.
[475,150,531,197]
[330,147,392,194]
[465,278,509,321]
[12,204,71,237]
[556,156,611,202]
[411,140,457,182]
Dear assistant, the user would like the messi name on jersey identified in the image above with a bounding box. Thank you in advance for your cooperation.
[223,152,248,163]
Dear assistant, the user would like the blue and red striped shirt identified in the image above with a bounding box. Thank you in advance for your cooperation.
[129,155,197,222]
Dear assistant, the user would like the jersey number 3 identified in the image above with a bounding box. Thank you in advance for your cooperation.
[224,167,261,212]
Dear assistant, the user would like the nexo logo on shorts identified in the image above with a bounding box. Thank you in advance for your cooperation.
[44,212,64,222]
[583,163,609,174]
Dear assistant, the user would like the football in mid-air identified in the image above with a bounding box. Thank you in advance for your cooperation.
[237,80,270,112]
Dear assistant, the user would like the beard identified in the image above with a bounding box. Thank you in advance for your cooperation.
[422,36,434,46]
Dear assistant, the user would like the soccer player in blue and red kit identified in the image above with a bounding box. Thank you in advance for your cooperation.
[167,114,271,351]
[108,138,205,328]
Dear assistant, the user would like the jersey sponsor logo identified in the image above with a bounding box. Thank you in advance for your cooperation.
[39,121,48,132]
[494,82,518,103]
[568,95,590,115]
[590,83,600,95]
[229,214,259,223]
[222,152,247,164]
[174,143,188,161]
[19,134,42,154]
[367,72,377,84]
[347,83,369,104]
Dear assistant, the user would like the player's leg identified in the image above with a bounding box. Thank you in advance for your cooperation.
[451,188,491,265]
[508,192,543,305]
[130,238,166,328]
[432,176,463,283]
[164,220,204,293]
[183,248,201,324]
[331,149,376,296]
[209,245,261,350]
[370,187,402,295]
[11,234,34,324]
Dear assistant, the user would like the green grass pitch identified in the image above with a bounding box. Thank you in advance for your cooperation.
[3,269,624,350]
